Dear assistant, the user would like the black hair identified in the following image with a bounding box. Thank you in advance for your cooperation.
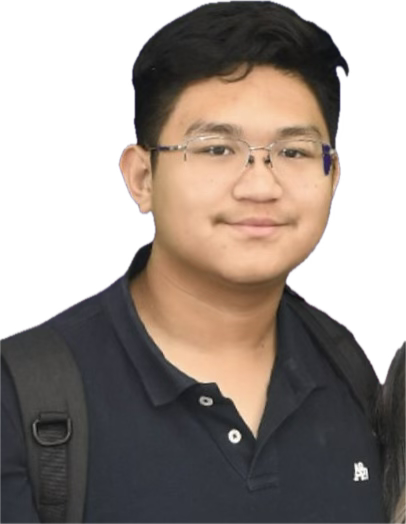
[379,344,405,522]
[132,1,349,150]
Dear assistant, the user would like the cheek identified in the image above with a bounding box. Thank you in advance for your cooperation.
[295,181,334,241]
[151,169,223,237]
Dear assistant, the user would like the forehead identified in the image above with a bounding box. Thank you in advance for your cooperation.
[160,66,329,142]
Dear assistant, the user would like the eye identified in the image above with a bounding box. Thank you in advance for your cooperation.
[187,137,242,158]
[199,145,235,156]
[281,148,309,159]
[276,140,318,159]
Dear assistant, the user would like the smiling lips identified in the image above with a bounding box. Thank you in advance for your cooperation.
[225,217,286,237]
[231,217,283,227]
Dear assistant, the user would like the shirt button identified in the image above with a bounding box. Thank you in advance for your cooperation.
[228,429,242,444]
[199,396,214,407]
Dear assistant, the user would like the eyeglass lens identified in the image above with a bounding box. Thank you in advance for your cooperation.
[185,137,330,177]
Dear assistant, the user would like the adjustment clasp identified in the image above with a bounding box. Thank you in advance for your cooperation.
[32,412,72,447]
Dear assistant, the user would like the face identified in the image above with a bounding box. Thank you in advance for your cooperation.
[124,66,340,288]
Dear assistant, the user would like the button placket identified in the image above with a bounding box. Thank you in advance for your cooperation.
[198,395,243,445]
[186,384,254,480]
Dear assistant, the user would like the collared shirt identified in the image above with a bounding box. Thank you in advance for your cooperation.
[1,244,385,522]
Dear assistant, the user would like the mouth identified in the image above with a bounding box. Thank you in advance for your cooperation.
[227,224,286,238]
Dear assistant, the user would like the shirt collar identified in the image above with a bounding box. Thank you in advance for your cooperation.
[102,243,327,408]
[102,243,195,407]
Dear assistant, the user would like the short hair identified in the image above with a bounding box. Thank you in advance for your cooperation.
[379,344,405,522]
[132,1,349,150]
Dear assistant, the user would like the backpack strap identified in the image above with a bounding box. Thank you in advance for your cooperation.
[1,324,88,523]
[284,286,380,431]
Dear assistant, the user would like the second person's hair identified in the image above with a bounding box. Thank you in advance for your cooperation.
[380,344,405,522]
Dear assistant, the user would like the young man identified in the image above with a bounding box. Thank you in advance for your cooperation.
[1,2,385,522]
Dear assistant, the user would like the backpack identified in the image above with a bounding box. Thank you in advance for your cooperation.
[1,285,381,523]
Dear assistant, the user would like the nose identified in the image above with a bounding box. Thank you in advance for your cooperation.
[234,146,282,201]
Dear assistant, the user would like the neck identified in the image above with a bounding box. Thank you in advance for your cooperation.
[130,244,286,357]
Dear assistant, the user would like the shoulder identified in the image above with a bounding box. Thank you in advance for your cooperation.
[284,285,381,426]
[2,279,118,348]
[284,285,374,367]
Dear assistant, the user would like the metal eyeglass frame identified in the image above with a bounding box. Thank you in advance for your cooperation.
[148,136,336,176]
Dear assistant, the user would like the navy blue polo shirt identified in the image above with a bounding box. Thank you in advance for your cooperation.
[1,244,385,522]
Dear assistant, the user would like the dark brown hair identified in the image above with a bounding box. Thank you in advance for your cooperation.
[380,344,405,522]
[132,1,348,149]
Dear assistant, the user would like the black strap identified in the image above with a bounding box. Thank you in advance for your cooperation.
[1,324,88,523]
[34,412,73,522]
[284,286,380,429]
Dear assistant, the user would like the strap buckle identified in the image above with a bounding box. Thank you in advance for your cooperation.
[32,412,73,447]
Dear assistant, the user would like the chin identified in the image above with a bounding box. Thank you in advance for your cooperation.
[213,262,290,288]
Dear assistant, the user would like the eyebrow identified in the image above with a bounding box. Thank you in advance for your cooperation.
[184,120,323,141]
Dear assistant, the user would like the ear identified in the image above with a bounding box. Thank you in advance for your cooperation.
[331,154,341,197]
[120,145,153,213]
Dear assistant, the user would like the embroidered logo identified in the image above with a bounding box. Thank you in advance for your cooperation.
[353,462,369,481]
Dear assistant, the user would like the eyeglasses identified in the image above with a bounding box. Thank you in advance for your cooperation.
[148,136,336,179]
